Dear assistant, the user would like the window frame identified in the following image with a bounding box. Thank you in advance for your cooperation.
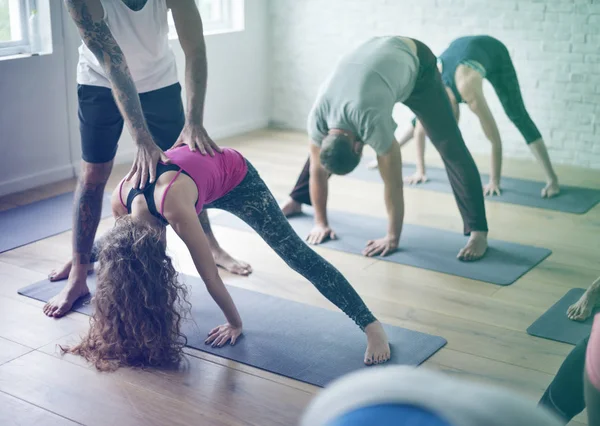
[0,0,31,56]
[168,0,239,40]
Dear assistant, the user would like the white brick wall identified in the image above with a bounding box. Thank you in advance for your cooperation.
[268,0,600,169]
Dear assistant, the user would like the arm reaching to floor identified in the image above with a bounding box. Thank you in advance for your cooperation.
[568,276,600,322]
[64,0,168,189]
[462,81,503,196]
[367,126,414,170]
[168,0,221,156]
[364,142,404,257]
[306,142,336,244]
[166,197,243,347]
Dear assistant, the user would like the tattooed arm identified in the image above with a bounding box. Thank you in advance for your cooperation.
[64,0,168,189]
[168,0,221,156]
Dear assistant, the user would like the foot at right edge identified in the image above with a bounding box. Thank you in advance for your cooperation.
[364,321,391,366]
[44,266,90,318]
[457,231,488,262]
[281,198,302,217]
[567,297,593,322]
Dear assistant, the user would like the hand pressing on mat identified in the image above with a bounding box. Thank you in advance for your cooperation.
[362,235,399,257]
[404,172,428,185]
[483,181,501,197]
[206,323,243,347]
[306,224,337,245]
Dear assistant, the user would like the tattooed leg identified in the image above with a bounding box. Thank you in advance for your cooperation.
[198,210,252,276]
[44,160,113,318]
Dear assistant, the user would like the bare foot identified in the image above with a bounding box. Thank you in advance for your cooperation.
[281,198,302,217]
[457,231,488,262]
[213,249,252,276]
[367,159,379,170]
[542,180,560,198]
[568,296,593,322]
[48,260,93,282]
[43,271,90,318]
[364,321,391,366]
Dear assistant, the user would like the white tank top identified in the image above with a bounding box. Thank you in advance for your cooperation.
[76,0,178,94]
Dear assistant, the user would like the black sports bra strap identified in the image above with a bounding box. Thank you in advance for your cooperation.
[125,163,190,225]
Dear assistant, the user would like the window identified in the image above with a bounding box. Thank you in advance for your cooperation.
[0,0,51,58]
[168,0,244,39]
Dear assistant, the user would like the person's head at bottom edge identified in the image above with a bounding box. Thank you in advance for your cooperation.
[301,366,564,426]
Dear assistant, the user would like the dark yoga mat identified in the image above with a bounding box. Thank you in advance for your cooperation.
[210,209,551,286]
[18,274,447,387]
[0,192,112,253]
[527,288,599,345]
[349,160,600,214]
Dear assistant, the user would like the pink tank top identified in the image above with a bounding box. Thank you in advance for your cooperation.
[588,313,600,390]
[165,146,247,214]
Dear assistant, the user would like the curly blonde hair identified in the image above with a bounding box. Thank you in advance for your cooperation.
[63,216,191,371]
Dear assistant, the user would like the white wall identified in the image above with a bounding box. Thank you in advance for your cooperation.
[0,1,73,196]
[268,0,600,169]
[0,0,269,196]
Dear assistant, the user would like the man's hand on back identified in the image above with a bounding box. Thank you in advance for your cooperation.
[173,122,222,156]
[125,136,170,190]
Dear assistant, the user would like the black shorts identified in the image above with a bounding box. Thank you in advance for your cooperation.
[77,82,185,163]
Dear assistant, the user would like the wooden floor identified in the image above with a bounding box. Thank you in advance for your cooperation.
[1,129,599,426]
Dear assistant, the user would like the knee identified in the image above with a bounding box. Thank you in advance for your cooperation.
[79,161,112,185]
[506,108,530,126]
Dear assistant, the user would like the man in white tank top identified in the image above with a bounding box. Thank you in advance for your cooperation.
[44,0,251,318]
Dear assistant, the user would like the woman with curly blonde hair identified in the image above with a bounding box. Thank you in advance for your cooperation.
[56,145,390,371]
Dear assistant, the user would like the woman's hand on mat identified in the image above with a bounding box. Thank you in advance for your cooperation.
[174,123,222,156]
[126,141,171,190]
[362,236,399,257]
[404,172,428,185]
[205,323,243,347]
[306,224,336,245]
[483,181,502,196]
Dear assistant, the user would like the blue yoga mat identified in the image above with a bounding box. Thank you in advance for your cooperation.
[0,192,112,253]
[210,209,551,286]
[349,160,600,214]
[18,274,447,387]
[527,288,599,345]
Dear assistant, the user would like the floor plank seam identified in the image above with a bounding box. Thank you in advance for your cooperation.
[0,389,85,425]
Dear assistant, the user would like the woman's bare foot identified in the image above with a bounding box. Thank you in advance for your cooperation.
[43,267,90,318]
[48,260,93,282]
[542,180,560,198]
[568,296,593,322]
[457,231,488,262]
[281,198,302,217]
[213,249,252,276]
[364,321,391,365]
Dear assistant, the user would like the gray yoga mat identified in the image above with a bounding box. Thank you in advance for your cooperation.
[0,192,112,254]
[210,209,551,286]
[349,160,600,214]
[527,288,598,345]
[18,274,447,387]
